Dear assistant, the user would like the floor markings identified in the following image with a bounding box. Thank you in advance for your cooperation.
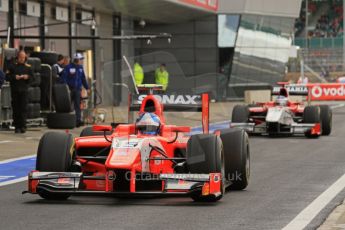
[283,174,345,230]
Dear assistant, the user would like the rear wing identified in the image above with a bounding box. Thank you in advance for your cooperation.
[272,84,308,96]
[129,93,210,133]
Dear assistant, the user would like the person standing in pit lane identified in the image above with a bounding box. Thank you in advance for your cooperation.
[134,61,144,86]
[53,54,65,83]
[154,63,169,92]
[6,50,33,133]
[61,53,89,127]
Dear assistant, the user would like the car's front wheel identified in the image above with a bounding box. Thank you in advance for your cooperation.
[36,132,74,200]
[303,106,321,138]
[319,105,332,136]
[186,134,224,202]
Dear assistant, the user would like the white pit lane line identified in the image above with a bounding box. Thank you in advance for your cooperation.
[330,103,345,109]
[0,177,29,187]
[0,154,36,164]
[283,103,345,230]
[282,174,345,230]
[0,140,15,144]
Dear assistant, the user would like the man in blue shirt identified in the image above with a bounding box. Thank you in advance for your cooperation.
[61,53,89,127]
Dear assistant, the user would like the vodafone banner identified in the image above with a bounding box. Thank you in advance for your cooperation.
[308,83,345,101]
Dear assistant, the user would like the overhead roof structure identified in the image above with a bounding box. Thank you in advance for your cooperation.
[56,0,301,23]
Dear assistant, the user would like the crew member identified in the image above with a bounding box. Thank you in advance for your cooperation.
[154,63,169,91]
[6,50,33,133]
[63,56,70,66]
[53,54,65,82]
[61,53,89,127]
[134,61,144,86]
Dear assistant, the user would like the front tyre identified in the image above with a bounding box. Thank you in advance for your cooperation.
[186,134,224,202]
[232,105,249,123]
[36,132,74,200]
[303,106,321,138]
[319,105,332,135]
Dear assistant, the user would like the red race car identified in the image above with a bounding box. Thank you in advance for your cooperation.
[231,85,332,138]
[24,93,250,202]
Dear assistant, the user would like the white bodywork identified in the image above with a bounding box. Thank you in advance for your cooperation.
[266,107,294,125]
[231,106,317,135]
[112,136,164,173]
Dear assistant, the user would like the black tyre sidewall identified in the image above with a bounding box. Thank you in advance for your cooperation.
[187,134,224,201]
[36,132,74,172]
[232,105,249,123]
[319,105,332,135]
[36,132,74,200]
[220,129,250,190]
[53,84,72,113]
[303,106,321,137]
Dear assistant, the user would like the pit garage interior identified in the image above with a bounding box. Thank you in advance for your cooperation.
[0,0,302,107]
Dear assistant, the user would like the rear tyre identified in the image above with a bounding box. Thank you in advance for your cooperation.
[31,52,58,66]
[30,73,41,87]
[319,105,332,135]
[28,87,41,103]
[47,113,76,129]
[36,132,74,200]
[27,103,35,119]
[187,134,224,202]
[232,105,249,123]
[219,129,250,190]
[27,57,41,72]
[303,106,321,138]
[53,84,72,113]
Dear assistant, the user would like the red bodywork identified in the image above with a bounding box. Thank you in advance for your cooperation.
[27,93,222,199]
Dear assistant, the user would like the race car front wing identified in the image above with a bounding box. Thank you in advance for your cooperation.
[230,122,321,135]
[23,171,222,199]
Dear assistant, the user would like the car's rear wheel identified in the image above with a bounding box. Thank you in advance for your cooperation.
[36,132,74,200]
[303,106,321,138]
[319,105,332,136]
[186,134,224,202]
[232,105,249,123]
[219,129,250,190]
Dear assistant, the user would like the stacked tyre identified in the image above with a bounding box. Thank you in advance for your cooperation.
[47,84,76,129]
[30,52,58,110]
[26,57,42,119]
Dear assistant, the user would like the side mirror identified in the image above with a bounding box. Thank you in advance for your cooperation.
[170,126,190,133]
[92,125,113,132]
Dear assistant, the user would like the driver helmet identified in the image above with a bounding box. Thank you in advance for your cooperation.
[136,112,161,135]
[276,95,288,106]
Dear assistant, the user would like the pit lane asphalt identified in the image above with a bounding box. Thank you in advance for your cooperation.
[1,107,345,230]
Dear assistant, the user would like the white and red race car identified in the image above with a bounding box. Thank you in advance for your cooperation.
[231,85,332,138]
